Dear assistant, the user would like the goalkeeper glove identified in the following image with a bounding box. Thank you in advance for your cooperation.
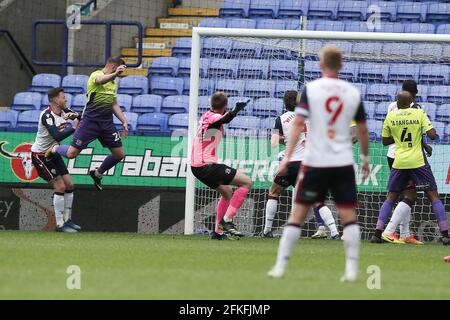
[230,100,251,116]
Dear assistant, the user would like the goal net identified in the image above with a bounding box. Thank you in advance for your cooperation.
[185,27,450,242]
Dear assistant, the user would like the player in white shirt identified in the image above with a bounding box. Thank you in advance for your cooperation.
[268,46,370,282]
[261,91,339,240]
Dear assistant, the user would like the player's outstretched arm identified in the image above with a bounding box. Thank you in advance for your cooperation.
[209,100,251,129]
[95,65,127,85]
[112,99,129,139]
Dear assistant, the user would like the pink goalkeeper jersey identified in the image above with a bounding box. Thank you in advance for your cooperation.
[191,111,226,167]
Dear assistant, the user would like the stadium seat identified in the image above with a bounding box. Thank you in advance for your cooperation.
[415,85,428,103]
[436,24,450,35]
[208,58,238,78]
[353,83,367,98]
[275,80,299,99]
[436,105,450,123]
[183,78,215,96]
[199,18,227,28]
[420,103,437,122]
[284,19,302,30]
[404,23,435,34]
[426,3,450,23]
[16,110,41,132]
[366,1,397,22]
[41,92,73,110]
[202,37,234,58]
[216,79,246,96]
[168,113,189,131]
[358,62,389,83]
[220,0,250,18]
[227,18,257,29]
[396,1,428,23]
[172,37,192,57]
[230,41,263,59]
[366,84,398,102]
[150,77,183,96]
[313,20,345,32]
[249,0,280,18]
[228,97,254,116]
[62,75,89,94]
[432,121,446,143]
[70,94,87,113]
[198,95,211,114]
[178,58,209,78]
[364,101,377,119]
[261,39,298,60]
[278,0,309,19]
[337,0,367,20]
[244,80,276,98]
[227,116,261,137]
[261,117,276,129]
[308,0,339,20]
[11,92,42,111]
[374,22,404,33]
[304,40,323,59]
[411,43,442,61]
[345,21,373,33]
[419,65,450,86]
[0,110,18,130]
[445,124,450,144]
[116,94,133,112]
[374,103,389,121]
[367,120,383,141]
[304,60,321,82]
[149,57,179,77]
[29,74,61,93]
[131,94,162,114]
[161,95,189,114]
[137,113,169,135]
[118,76,148,95]
[237,59,270,79]
[327,41,352,56]
[256,19,286,30]
[114,112,138,131]
[388,63,420,83]
[424,86,450,105]
[381,43,412,61]
[270,60,298,80]
[252,98,284,117]
[339,62,359,81]
[351,42,382,60]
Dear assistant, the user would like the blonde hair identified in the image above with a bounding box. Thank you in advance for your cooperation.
[319,45,343,72]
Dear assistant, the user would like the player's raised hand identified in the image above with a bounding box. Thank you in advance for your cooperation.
[231,100,251,116]
[116,65,127,76]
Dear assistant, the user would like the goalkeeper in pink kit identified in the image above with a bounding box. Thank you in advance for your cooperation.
[191,92,252,240]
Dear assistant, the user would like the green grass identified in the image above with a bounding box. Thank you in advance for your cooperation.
[0,231,449,300]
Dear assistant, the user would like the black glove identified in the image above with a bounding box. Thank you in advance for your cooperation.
[230,100,251,116]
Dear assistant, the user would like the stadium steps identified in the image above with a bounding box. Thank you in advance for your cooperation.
[145,28,193,37]
[123,57,154,68]
[168,7,219,17]
[158,17,202,27]
[121,48,172,57]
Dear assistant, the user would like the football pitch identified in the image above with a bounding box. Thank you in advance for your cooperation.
[0,231,449,300]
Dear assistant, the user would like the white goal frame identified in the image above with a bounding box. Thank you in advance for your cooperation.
[184,27,450,235]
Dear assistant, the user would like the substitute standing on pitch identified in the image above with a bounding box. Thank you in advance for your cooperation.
[268,46,370,282]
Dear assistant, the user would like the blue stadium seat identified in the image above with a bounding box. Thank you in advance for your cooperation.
[118,76,148,95]
[436,24,450,35]
[352,42,382,60]
[198,96,211,114]
[70,94,87,113]
[313,20,345,32]
[436,104,450,124]
[168,113,189,131]
[374,103,389,121]
[202,37,234,58]
[397,1,428,22]
[261,117,277,129]
[29,74,61,93]
[162,95,189,114]
[249,0,280,18]
[328,41,352,56]
[16,110,41,132]
[149,57,179,77]
[114,112,138,131]
[227,97,254,116]
[230,41,263,59]
[237,59,270,79]
[278,0,309,19]
[364,101,377,119]
[244,80,276,98]
[443,45,450,63]
[420,103,437,122]
[415,85,428,103]
[116,94,133,112]
[345,21,373,33]
[150,77,183,96]
[373,22,404,33]
[419,65,450,85]
[199,18,227,28]
[0,110,18,130]
[275,81,299,99]
[353,83,368,98]
[131,94,162,114]
[284,19,303,30]
[227,18,257,29]
[253,98,284,117]
[426,3,450,23]
[137,113,169,135]
[411,43,442,61]
[339,62,359,82]
[366,84,398,102]
[388,63,420,83]
[381,43,412,61]
[446,124,450,144]
[227,116,261,137]
[432,121,446,143]
[216,79,246,96]
[257,19,286,30]
[220,0,250,18]
[337,0,367,20]
[308,0,339,20]
[172,37,192,57]
[208,58,238,78]
[270,60,298,80]
[426,86,450,105]
[366,1,397,22]
[183,78,216,96]
[11,92,42,111]
[178,57,209,78]
[404,23,435,34]
[367,120,383,141]
[304,60,321,82]
[41,93,73,110]
[261,40,298,60]
[358,62,389,83]
[304,40,323,59]
[62,75,88,94]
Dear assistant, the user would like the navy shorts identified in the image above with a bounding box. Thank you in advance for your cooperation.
[274,161,302,188]
[388,166,437,193]
[71,118,122,150]
[32,153,69,182]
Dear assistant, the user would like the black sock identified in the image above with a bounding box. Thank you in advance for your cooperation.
[375,229,382,238]
[442,230,449,238]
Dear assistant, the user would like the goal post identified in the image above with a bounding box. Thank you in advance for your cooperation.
[185,27,450,240]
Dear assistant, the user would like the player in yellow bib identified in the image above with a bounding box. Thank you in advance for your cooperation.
[380,91,449,245]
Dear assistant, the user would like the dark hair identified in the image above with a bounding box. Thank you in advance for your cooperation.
[47,87,64,102]
[107,56,126,66]
[284,91,298,111]
[402,80,418,97]
[211,92,228,110]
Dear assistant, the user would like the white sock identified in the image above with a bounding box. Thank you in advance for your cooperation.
[274,225,301,270]
[264,199,278,234]
[398,202,411,238]
[385,201,410,235]
[319,206,339,237]
[95,169,103,178]
[343,224,360,279]
[64,191,74,222]
[54,193,65,228]
[224,215,232,223]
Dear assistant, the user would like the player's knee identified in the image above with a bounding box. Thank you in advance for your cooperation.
[54,183,66,194]
[65,182,74,191]
[243,177,253,190]
[67,149,79,159]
